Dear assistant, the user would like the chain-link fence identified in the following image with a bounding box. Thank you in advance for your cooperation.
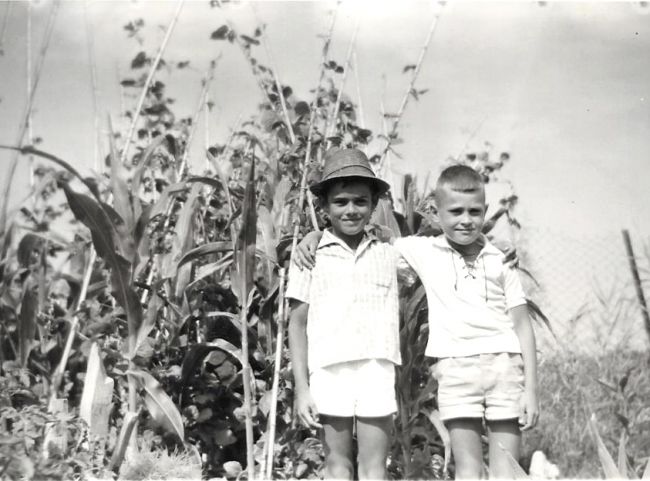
[513,226,650,354]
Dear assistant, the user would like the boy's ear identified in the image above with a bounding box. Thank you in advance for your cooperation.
[431,203,440,223]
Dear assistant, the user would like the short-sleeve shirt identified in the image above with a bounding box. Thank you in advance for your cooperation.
[286,230,402,371]
[394,235,527,358]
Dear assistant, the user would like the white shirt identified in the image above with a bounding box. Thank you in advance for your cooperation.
[394,235,527,358]
[286,230,402,371]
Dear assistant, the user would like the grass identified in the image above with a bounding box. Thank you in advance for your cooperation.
[523,348,650,478]
[118,443,202,480]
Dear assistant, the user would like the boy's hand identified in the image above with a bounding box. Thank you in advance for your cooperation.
[293,231,323,270]
[491,238,519,268]
[518,388,539,431]
[295,389,323,429]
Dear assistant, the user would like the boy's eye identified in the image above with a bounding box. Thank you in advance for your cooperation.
[469,209,483,215]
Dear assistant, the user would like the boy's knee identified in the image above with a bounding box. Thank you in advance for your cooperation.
[324,458,354,480]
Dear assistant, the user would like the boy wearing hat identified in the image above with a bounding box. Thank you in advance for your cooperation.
[286,148,401,480]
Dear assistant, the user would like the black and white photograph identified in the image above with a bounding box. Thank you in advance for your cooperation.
[0,1,649,479]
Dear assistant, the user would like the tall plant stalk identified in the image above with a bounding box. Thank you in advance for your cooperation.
[288,6,338,255]
[84,0,101,172]
[252,6,295,146]
[325,19,359,151]
[264,268,286,479]
[120,0,184,165]
[178,59,219,175]
[352,51,366,129]
[0,0,59,237]
[26,1,34,190]
[237,141,257,479]
[376,13,440,172]
[49,247,97,409]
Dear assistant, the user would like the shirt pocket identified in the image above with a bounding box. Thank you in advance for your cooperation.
[356,260,394,303]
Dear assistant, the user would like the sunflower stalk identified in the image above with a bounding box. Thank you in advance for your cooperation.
[325,19,359,151]
[178,58,219,175]
[120,0,184,166]
[376,12,440,172]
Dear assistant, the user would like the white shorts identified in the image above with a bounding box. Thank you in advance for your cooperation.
[310,358,397,417]
[433,352,525,421]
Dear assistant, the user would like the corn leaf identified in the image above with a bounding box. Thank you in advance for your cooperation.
[177,241,232,268]
[131,134,165,196]
[588,414,624,479]
[371,197,402,239]
[127,369,184,441]
[186,254,235,290]
[79,342,114,437]
[526,298,555,337]
[135,289,164,353]
[61,183,143,356]
[236,159,257,295]
[0,145,104,207]
[148,182,188,220]
[642,457,650,479]
[107,116,135,234]
[186,175,223,190]
[173,183,201,300]
[482,206,507,234]
[107,410,139,474]
[425,409,451,476]
[181,339,243,384]
[18,288,38,367]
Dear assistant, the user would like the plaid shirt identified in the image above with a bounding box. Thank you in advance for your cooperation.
[286,230,402,371]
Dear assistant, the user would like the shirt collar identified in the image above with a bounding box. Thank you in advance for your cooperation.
[318,229,378,256]
[431,234,502,257]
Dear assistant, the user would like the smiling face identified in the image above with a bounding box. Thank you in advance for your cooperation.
[322,179,375,248]
[434,183,487,251]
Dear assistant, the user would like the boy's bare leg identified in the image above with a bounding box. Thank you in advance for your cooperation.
[487,419,521,478]
[321,415,355,480]
[356,415,393,480]
[447,418,484,479]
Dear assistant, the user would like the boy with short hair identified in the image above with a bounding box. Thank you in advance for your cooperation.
[296,164,538,478]
[286,148,401,480]
[394,165,538,478]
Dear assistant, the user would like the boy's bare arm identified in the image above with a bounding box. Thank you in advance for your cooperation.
[288,300,322,428]
[510,304,539,431]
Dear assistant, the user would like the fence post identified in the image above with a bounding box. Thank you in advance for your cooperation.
[621,229,650,345]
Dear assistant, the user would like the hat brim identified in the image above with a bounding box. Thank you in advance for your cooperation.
[310,175,391,197]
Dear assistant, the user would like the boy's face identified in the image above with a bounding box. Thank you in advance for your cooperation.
[434,184,486,247]
[323,180,374,243]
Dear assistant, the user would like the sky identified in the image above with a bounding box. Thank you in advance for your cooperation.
[1,1,650,337]
[1,0,648,237]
